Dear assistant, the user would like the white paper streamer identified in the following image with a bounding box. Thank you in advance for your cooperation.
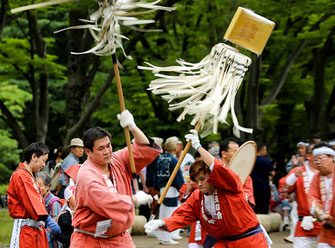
[138,43,253,138]
[54,0,175,58]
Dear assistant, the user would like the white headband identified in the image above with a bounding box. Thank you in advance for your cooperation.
[329,140,335,146]
[297,142,309,147]
[312,147,335,157]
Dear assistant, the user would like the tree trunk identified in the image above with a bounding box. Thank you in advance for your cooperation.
[0,0,8,37]
[62,0,181,146]
[63,8,98,145]
[324,84,335,137]
[30,14,49,142]
[245,54,261,141]
[305,27,335,138]
[0,101,29,148]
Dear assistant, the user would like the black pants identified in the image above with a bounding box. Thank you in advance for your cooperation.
[253,189,271,214]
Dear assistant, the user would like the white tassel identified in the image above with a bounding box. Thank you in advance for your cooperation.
[138,43,253,137]
[54,0,176,57]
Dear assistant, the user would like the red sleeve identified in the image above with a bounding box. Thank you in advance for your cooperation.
[17,173,48,220]
[331,172,335,218]
[179,183,197,202]
[279,168,299,193]
[207,159,244,194]
[179,183,188,202]
[114,142,162,178]
[308,173,322,210]
[164,190,200,231]
[243,177,255,206]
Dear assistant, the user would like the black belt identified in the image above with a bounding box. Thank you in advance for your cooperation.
[226,225,262,241]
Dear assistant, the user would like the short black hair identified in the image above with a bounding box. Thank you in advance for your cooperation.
[219,137,239,154]
[23,143,49,163]
[83,127,111,151]
[256,142,266,152]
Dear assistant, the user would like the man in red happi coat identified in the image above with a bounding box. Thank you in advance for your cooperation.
[145,130,270,248]
[308,143,335,248]
[7,143,61,248]
[282,143,321,247]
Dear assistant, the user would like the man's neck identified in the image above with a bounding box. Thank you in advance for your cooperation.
[221,157,228,165]
[99,164,110,176]
[23,161,32,174]
[325,172,333,179]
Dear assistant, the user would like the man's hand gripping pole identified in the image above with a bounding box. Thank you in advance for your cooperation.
[112,54,139,193]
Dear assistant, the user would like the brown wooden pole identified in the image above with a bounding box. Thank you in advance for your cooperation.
[149,121,202,220]
[112,54,139,193]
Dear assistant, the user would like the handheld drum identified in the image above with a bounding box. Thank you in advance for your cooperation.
[227,141,257,184]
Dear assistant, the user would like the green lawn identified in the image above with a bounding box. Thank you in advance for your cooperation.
[0,209,12,245]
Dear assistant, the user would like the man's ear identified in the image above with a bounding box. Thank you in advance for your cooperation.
[31,153,38,162]
[221,151,226,159]
[84,148,91,155]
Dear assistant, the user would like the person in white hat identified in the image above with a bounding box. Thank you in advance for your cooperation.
[282,143,321,248]
[286,141,309,174]
[308,143,335,248]
[56,186,76,248]
[56,138,84,198]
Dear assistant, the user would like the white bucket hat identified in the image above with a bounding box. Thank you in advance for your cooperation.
[69,138,84,148]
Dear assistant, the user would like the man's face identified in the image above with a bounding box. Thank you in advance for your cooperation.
[193,171,214,195]
[85,136,113,167]
[297,145,306,156]
[314,154,334,176]
[222,142,239,164]
[260,146,268,156]
[72,146,84,159]
[305,152,314,164]
[37,177,49,197]
[30,153,48,172]
[176,143,183,153]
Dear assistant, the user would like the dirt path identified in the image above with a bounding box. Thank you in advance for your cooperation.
[132,229,301,248]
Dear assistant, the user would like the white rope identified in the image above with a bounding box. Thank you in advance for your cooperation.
[54,0,176,58]
[138,43,253,138]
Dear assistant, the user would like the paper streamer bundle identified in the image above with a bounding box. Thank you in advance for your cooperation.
[138,43,252,138]
[55,0,175,58]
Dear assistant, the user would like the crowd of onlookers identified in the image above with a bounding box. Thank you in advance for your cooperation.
[5,131,335,248]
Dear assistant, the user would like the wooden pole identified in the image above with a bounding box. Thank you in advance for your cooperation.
[112,54,139,193]
[149,121,202,221]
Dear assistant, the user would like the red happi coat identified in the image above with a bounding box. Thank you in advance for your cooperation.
[179,183,207,245]
[308,172,335,246]
[7,163,49,248]
[71,141,162,248]
[164,159,268,248]
[285,166,321,237]
[330,170,335,218]
[243,176,255,207]
[64,163,81,184]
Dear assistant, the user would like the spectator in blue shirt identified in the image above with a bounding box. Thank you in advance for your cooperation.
[56,138,84,198]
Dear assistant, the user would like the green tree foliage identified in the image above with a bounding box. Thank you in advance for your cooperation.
[0,0,334,178]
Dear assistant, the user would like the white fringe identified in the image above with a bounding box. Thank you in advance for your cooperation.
[54,0,176,58]
[138,43,253,138]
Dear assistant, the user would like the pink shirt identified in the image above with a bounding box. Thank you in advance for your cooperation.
[71,141,161,247]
